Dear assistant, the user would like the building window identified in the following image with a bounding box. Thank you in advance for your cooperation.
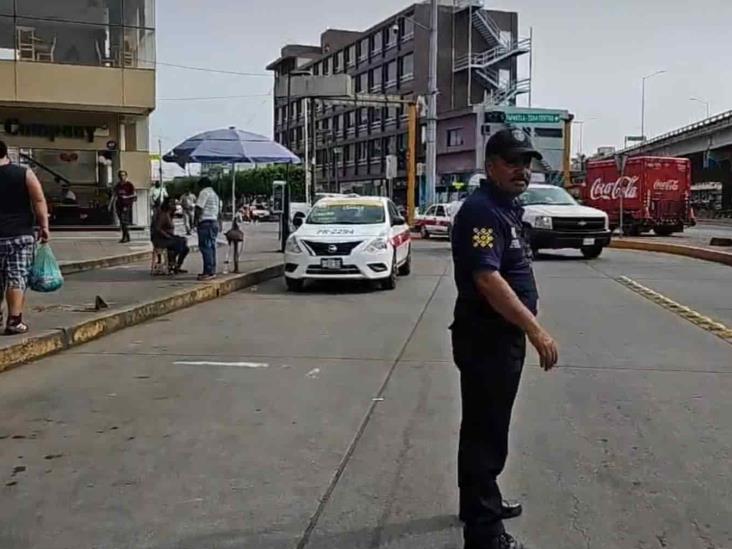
[370,67,382,92]
[385,61,397,88]
[347,45,356,67]
[6,0,155,69]
[384,26,396,49]
[322,57,330,75]
[447,128,465,147]
[359,38,369,61]
[371,31,382,54]
[401,14,415,40]
[359,107,369,126]
[534,127,564,138]
[334,51,343,73]
[399,53,414,81]
[312,63,320,76]
[355,72,364,93]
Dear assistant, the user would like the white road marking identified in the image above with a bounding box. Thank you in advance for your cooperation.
[306,368,320,378]
[174,361,270,368]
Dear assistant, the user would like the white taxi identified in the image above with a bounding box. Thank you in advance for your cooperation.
[284,196,412,291]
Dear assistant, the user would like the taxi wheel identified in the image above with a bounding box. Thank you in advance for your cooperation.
[285,277,305,292]
[398,249,411,276]
[420,226,430,239]
[381,254,398,290]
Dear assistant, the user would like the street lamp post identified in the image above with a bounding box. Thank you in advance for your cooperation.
[641,70,666,142]
[689,97,711,119]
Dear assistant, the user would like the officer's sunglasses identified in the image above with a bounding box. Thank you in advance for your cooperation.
[499,152,533,168]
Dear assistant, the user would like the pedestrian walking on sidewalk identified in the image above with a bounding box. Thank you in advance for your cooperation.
[181,189,196,235]
[194,177,221,281]
[0,139,50,335]
[151,197,189,274]
[451,128,559,549]
[112,170,136,243]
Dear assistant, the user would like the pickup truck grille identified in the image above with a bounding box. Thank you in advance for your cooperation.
[551,217,605,232]
[302,240,363,256]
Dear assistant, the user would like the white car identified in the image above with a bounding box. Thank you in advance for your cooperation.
[414,203,457,239]
[284,196,412,291]
[520,184,611,259]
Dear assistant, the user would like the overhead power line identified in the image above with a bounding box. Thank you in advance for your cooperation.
[152,60,271,77]
[159,93,273,102]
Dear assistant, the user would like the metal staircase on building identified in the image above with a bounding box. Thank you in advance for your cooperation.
[453,2,531,106]
[485,78,531,106]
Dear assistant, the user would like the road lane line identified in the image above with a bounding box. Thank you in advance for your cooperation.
[617,276,732,346]
[173,361,270,368]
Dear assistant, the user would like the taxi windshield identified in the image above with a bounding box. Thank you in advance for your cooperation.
[307,202,386,225]
[520,187,577,206]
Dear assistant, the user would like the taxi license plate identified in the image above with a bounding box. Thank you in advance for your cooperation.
[321,258,342,270]
[583,238,595,246]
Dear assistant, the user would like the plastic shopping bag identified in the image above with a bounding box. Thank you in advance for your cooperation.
[29,244,64,293]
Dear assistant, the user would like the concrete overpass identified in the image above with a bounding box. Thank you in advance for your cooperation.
[604,110,732,208]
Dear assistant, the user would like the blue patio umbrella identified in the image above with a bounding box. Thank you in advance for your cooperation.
[163,126,301,220]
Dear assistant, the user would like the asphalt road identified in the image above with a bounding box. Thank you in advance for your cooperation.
[1,242,730,549]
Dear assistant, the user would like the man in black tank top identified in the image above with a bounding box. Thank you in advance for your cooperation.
[0,140,50,335]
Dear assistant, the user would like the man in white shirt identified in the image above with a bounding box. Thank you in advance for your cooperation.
[150,181,168,212]
[194,177,221,281]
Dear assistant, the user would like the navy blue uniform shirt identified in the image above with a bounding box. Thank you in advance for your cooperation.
[451,179,538,327]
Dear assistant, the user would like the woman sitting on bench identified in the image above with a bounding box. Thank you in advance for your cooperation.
[151,197,189,274]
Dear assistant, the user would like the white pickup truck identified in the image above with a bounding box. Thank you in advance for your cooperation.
[451,184,612,259]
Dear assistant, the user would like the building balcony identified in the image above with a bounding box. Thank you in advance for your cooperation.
[0,60,155,114]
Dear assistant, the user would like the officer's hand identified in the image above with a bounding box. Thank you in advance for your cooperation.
[527,326,558,371]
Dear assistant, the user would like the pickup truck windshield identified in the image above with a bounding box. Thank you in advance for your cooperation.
[520,187,577,206]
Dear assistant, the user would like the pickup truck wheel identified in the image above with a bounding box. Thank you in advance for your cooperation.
[581,245,604,259]
[285,278,305,292]
[653,226,674,237]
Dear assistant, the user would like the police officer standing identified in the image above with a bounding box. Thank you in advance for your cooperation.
[451,128,559,549]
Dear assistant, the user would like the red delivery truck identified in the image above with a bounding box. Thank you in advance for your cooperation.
[580,156,694,236]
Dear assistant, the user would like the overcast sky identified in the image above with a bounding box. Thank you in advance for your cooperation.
[151,0,732,160]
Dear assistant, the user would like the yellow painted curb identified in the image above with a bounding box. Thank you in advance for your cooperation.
[0,263,284,374]
[617,275,732,345]
[610,239,732,267]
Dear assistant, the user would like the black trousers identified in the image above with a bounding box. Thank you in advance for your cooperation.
[452,322,526,542]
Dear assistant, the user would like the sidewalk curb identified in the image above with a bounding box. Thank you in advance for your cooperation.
[59,243,213,275]
[0,262,283,374]
[609,239,732,266]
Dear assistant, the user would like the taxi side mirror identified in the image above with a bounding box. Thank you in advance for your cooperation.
[292,214,304,228]
[392,216,406,226]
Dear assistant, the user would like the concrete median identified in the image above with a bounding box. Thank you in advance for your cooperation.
[609,238,732,266]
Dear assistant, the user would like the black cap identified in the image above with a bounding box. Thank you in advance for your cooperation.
[485,127,543,161]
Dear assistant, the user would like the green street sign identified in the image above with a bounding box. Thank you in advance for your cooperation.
[505,113,561,124]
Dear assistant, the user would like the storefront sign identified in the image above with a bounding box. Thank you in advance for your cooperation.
[2,118,97,143]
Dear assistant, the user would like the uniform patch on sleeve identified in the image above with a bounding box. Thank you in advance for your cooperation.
[472,227,494,248]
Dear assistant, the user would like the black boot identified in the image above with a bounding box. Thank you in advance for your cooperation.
[465,532,526,549]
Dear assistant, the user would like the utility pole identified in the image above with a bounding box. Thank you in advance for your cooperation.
[304,97,311,204]
[158,138,164,188]
[425,0,439,206]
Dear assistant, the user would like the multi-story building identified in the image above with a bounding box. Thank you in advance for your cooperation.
[0,0,155,227]
[267,0,530,205]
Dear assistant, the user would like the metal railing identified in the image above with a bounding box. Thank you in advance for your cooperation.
[472,9,501,45]
[454,38,530,71]
[454,0,484,10]
[610,109,732,156]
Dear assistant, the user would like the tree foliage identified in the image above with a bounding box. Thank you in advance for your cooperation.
[167,165,305,202]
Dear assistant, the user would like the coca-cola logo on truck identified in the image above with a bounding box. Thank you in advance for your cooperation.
[589,177,639,201]
[653,180,679,192]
